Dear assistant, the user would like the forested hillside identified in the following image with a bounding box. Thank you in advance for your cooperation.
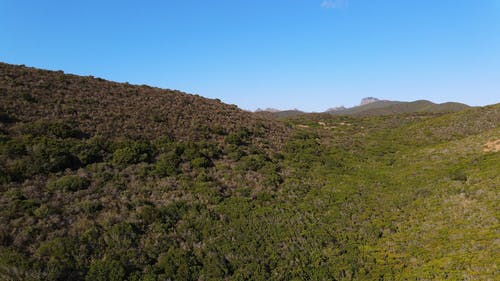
[0,63,498,280]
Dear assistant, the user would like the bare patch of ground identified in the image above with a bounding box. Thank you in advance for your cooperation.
[483,139,500,152]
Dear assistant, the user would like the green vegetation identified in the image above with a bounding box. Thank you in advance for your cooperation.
[0,63,498,280]
[327,99,471,116]
[47,175,90,192]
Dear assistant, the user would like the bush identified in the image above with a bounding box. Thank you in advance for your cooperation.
[0,249,33,280]
[450,169,467,182]
[33,204,50,218]
[21,92,37,103]
[3,159,30,182]
[85,259,126,281]
[153,136,175,153]
[238,154,268,171]
[30,138,81,173]
[74,136,111,166]
[264,173,283,188]
[224,144,246,160]
[104,222,138,249]
[1,138,27,156]
[157,248,197,281]
[0,112,16,123]
[79,201,103,215]
[0,166,9,184]
[137,205,161,225]
[153,151,181,177]
[112,141,154,167]
[36,237,81,280]
[225,133,243,146]
[47,175,90,192]
[160,201,188,228]
[191,156,212,169]
[21,121,86,139]
[225,128,252,146]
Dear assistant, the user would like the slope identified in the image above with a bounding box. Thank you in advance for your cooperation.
[364,127,500,279]
[0,62,498,280]
[330,99,470,116]
[0,62,287,143]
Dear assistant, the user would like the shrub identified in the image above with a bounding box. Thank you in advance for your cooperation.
[196,141,221,159]
[0,134,9,143]
[21,92,37,103]
[0,112,15,123]
[104,222,138,249]
[225,144,246,160]
[0,166,9,184]
[238,154,268,171]
[47,175,90,192]
[33,204,50,218]
[225,133,243,146]
[160,201,188,228]
[36,237,80,280]
[154,136,175,153]
[211,124,226,135]
[79,201,103,215]
[153,151,181,177]
[157,248,197,281]
[191,156,212,169]
[450,169,467,182]
[21,121,86,139]
[85,259,126,281]
[112,141,154,167]
[1,138,27,156]
[225,127,252,146]
[3,159,30,182]
[30,138,81,173]
[264,171,283,187]
[0,249,33,280]
[137,205,161,225]
[74,136,111,165]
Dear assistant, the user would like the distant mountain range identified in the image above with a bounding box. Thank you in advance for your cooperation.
[258,97,471,117]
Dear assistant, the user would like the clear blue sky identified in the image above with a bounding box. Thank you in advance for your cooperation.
[1,0,499,111]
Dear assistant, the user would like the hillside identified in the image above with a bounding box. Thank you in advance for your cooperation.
[0,63,287,144]
[328,99,470,116]
[0,63,499,280]
[255,109,305,119]
[263,98,470,118]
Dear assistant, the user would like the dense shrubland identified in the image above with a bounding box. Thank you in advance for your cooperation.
[0,63,499,280]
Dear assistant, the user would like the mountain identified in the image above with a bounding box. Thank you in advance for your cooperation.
[270,109,305,118]
[360,97,380,105]
[324,106,347,113]
[262,98,469,117]
[255,108,306,118]
[328,98,470,116]
[0,62,498,280]
[255,108,280,113]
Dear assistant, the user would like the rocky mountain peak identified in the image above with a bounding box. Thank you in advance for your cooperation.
[360,97,380,106]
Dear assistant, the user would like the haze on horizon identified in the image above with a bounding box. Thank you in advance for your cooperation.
[1,0,499,111]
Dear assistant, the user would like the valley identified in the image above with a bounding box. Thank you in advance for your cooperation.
[0,63,499,280]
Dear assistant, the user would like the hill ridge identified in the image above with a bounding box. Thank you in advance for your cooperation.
[0,62,288,144]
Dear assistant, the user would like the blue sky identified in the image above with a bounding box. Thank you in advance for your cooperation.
[1,0,499,111]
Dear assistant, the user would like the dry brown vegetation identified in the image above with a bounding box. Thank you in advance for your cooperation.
[483,139,500,152]
[0,63,288,145]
